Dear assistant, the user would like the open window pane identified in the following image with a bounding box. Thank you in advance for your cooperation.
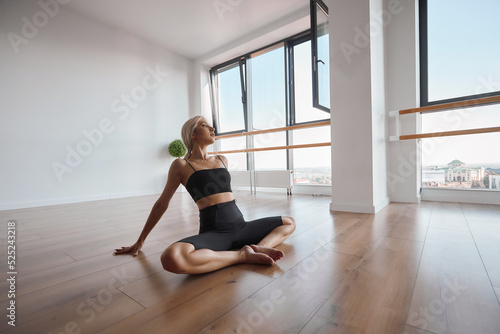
[311,0,330,110]
[216,63,246,133]
[294,41,330,124]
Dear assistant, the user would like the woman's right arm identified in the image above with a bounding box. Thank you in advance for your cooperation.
[114,159,184,256]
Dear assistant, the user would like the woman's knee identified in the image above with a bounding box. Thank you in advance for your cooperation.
[161,243,192,274]
[282,216,296,232]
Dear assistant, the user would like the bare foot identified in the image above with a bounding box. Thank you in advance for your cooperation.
[250,244,284,262]
[239,245,275,265]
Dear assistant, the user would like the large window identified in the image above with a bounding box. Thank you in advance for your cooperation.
[420,0,500,105]
[420,0,500,191]
[210,30,331,185]
[250,44,287,131]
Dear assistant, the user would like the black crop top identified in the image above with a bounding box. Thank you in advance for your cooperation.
[184,155,232,202]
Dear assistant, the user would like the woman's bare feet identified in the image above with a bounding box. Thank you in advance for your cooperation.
[250,244,284,262]
[239,245,275,265]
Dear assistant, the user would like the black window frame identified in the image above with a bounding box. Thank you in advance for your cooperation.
[310,0,330,112]
[209,30,330,137]
[419,0,500,107]
[209,57,248,136]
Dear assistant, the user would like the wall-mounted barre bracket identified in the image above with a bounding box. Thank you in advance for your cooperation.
[388,110,401,142]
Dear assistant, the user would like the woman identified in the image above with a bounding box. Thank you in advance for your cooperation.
[114,116,296,274]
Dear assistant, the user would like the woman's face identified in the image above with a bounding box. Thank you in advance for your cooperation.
[193,118,215,144]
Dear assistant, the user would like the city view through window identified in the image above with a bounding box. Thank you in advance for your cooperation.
[422,0,500,191]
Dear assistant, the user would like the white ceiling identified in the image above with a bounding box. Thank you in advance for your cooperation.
[65,0,310,60]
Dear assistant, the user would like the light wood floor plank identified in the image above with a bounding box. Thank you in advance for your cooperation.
[428,201,469,232]
[6,249,165,328]
[402,325,437,334]
[97,269,272,334]
[407,227,500,334]
[238,213,360,278]
[198,247,360,334]
[3,193,500,333]
[460,203,500,223]
[299,237,424,334]
[12,289,144,334]
[467,219,500,286]
[384,201,432,242]
[3,241,167,300]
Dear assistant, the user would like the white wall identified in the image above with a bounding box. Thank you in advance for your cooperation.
[328,0,390,213]
[0,1,192,210]
[370,0,390,211]
[385,0,421,204]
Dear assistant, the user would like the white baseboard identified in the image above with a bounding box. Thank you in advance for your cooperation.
[0,189,164,211]
[330,196,391,214]
[374,196,391,212]
[330,202,374,214]
[421,188,500,205]
[389,194,421,204]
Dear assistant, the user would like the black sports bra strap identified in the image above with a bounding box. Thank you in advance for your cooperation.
[184,158,196,171]
[217,155,227,169]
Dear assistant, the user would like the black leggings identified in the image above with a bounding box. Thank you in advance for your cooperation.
[177,200,283,251]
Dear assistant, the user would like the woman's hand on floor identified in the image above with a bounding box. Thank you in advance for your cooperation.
[113,240,144,256]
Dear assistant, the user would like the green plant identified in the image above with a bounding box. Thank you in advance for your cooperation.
[168,139,187,157]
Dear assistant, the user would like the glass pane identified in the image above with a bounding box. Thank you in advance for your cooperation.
[255,151,287,170]
[292,126,331,184]
[254,132,287,170]
[293,146,331,185]
[219,137,247,171]
[421,105,500,133]
[291,125,330,145]
[217,64,245,133]
[250,46,286,130]
[427,0,500,102]
[421,132,500,190]
[294,41,330,124]
[316,2,330,109]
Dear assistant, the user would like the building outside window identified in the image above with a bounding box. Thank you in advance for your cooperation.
[420,0,500,191]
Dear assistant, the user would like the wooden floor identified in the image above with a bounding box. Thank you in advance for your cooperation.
[1,191,500,334]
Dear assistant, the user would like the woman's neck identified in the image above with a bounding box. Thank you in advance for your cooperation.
[189,145,209,160]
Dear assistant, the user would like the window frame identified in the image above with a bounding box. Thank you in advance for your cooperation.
[210,30,330,137]
[310,0,330,112]
[419,0,500,107]
[209,58,248,136]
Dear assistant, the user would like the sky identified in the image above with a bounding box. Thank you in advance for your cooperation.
[216,40,331,171]
[423,0,500,166]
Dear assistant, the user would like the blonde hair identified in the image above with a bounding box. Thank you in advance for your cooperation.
[181,115,204,158]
